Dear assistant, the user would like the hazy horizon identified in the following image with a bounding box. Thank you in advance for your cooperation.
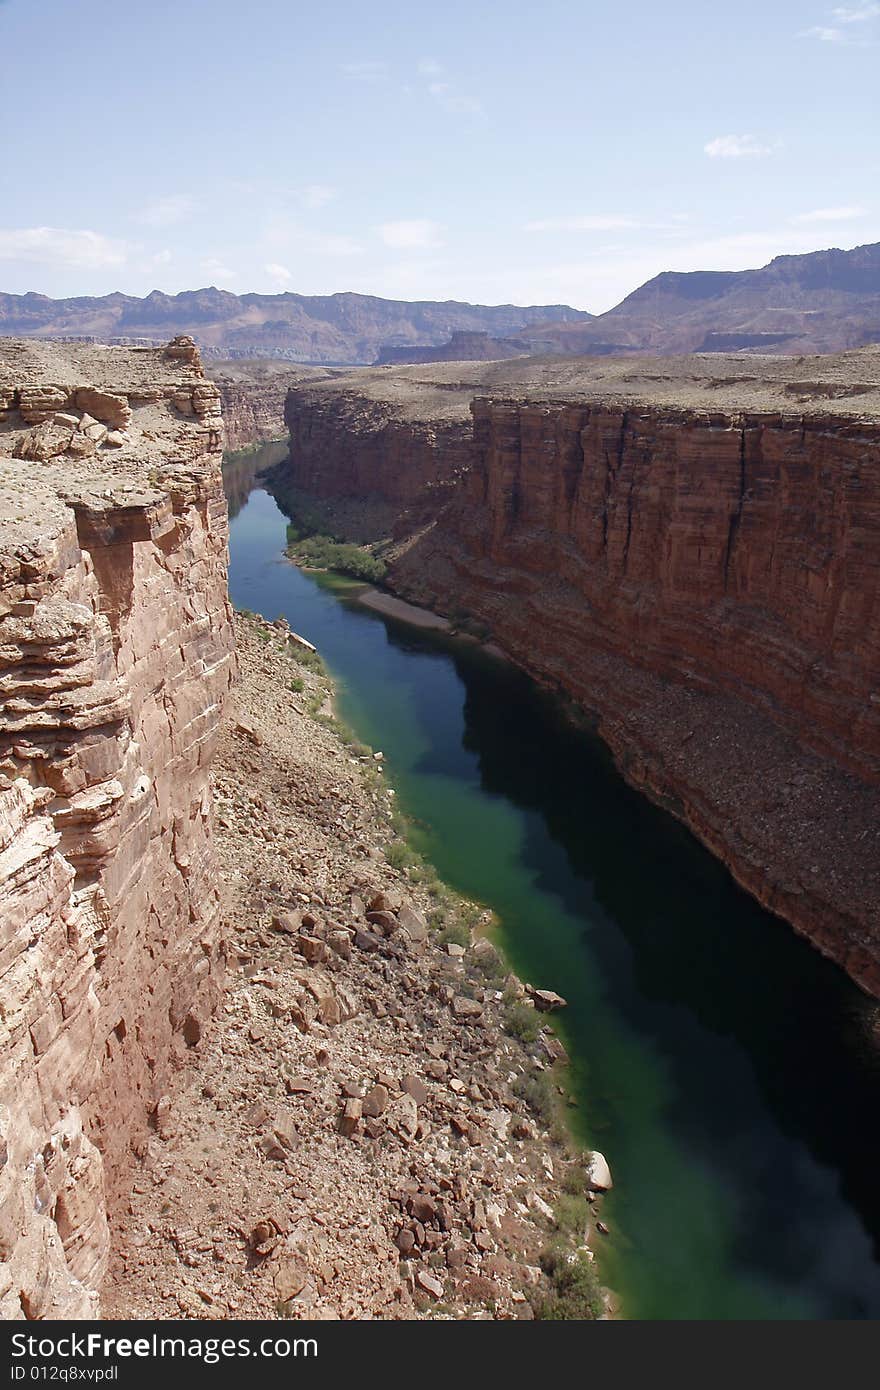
[2,231,877,318]
[1,0,878,312]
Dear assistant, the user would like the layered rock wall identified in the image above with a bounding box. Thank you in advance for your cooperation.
[0,339,235,1317]
[284,389,471,527]
[212,377,288,450]
[281,365,880,995]
[459,401,880,780]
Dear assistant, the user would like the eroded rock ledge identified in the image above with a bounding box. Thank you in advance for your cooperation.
[279,349,880,996]
[0,338,235,1317]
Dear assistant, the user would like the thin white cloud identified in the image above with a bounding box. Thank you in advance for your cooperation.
[318,234,363,256]
[831,4,880,20]
[262,215,363,257]
[264,262,293,287]
[800,7,878,42]
[429,86,483,115]
[200,257,237,285]
[135,195,195,227]
[341,60,387,81]
[376,219,445,250]
[421,66,483,116]
[704,134,776,158]
[300,184,336,210]
[801,24,846,39]
[0,226,128,269]
[526,215,641,233]
[792,204,866,222]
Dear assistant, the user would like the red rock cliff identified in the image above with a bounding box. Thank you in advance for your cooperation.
[281,357,880,996]
[284,384,471,527]
[0,338,235,1317]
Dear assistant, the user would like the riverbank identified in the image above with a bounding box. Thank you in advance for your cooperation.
[356,588,452,631]
[105,610,614,1320]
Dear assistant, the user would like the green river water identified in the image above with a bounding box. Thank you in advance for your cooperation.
[227,455,880,1320]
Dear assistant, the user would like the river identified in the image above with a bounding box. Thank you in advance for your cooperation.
[226,452,880,1320]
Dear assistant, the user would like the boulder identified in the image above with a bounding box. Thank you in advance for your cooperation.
[415,1269,444,1299]
[527,986,568,1012]
[13,421,73,461]
[272,1244,309,1302]
[362,1084,389,1118]
[585,1151,613,1191]
[366,909,399,936]
[397,903,428,943]
[339,1099,362,1137]
[402,1074,429,1106]
[74,386,132,430]
[451,995,483,1020]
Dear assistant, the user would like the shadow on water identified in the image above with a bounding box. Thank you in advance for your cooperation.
[227,476,880,1320]
[222,440,288,521]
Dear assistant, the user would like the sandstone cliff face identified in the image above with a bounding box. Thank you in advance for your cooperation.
[0,339,235,1317]
[284,388,471,527]
[211,376,289,451]
[281,365,880,996]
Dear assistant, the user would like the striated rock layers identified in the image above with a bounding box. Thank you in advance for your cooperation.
[208,361,331,451]
[281,352,880,996]
[0,338,235,1317]
[283,381,472,529]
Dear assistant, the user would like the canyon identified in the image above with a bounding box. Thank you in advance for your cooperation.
[278,347,880,996]
[0,338,591,1322]
[3,322,880,1323]
[207,359,329,450]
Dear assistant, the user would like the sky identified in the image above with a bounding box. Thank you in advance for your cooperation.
[0,0,877,313]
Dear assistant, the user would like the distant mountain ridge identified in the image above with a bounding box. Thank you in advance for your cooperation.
[518,241,880,356]
[2,241,878,363]
[0,287,590,366]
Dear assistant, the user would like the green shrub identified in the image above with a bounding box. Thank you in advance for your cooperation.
[472,943,505,982]
[562,1162,589,1195]
[553,1194,590,1235]
[439,921,470,949]
[289,676,304,694]
[385,841,415,871]
[458,901,482,928]
[289,533,387,583]
[407,862,434,885]
[504,1000,542,1044]
[513,1069,556,1125]
[533,1248,603,1320]
[289,644,324,672]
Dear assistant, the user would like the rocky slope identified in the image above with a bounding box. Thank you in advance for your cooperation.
[279,349,880,996]
[105,614,603,1321]
[0,290,587,366]
[0,337,235,1317]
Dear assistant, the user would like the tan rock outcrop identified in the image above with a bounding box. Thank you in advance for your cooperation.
[0,337,235,1317]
